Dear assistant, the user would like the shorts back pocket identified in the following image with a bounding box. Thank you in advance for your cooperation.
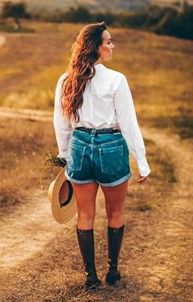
[99,145,123,174]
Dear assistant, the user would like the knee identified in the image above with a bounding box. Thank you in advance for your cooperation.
[107,211,124,228]
[78,212,95,222]
[107,210,123,221]
[77,213,95,229]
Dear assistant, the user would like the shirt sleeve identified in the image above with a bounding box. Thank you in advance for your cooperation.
[114,75,151,177]
[53,74,72,159]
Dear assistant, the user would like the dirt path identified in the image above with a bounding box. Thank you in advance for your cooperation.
[0,189,77,271]
[0,107,52,121]
[0,109,193,301]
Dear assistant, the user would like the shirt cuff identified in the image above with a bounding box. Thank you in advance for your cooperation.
[58,151,69,159]
[137,157,151,177]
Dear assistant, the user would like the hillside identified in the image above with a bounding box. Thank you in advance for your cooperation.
[0,0,149,13]
[1,0,193,13]
[150,0,193,10]
[151,0,193,5]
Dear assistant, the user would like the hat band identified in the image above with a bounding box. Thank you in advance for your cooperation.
[60,180,73,207]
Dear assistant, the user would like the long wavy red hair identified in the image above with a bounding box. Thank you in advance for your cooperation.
[61,22,107,122]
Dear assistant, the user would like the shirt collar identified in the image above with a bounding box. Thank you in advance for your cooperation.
[94,63,105,70]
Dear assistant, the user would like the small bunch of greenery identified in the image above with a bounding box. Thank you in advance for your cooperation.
[40,152,67,188]
[45,152,67,167]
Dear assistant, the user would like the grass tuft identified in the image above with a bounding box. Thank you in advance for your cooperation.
[0,24,35,33]
[138,204,152,212]
[152,114,193,139]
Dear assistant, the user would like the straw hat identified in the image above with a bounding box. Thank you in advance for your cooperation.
[48,169,76,224]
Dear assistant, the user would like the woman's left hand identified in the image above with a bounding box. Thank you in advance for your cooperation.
[137,175,147,184]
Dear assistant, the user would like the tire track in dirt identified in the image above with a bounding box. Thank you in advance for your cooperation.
[0,189,77,272]
[0,107,52,122]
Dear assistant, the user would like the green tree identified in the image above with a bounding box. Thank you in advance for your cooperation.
[174,6,193,39]
[92,11,115,25]
[63,6,92,23]
[1,1,30,30]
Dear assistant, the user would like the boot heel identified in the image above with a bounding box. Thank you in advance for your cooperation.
[105,267,121,285]
[85,272,102,290]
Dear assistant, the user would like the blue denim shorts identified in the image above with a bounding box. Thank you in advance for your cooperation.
[65,128,132,187]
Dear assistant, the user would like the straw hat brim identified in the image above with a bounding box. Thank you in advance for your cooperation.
[48,169,76,224]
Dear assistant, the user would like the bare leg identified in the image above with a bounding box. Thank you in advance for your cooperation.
[72,182,99,229]
[101,180,128,228]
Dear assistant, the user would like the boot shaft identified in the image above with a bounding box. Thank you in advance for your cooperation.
[76,227,96,273]
[107,225,124,268]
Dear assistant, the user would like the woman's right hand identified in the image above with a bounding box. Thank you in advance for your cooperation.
[137,175,147,184]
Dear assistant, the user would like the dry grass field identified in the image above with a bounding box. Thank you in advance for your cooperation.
[0,21,193,301]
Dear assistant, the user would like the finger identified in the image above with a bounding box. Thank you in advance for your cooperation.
[137,177,147,183]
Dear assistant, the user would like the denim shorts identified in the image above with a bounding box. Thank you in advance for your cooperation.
[65,128,132,187]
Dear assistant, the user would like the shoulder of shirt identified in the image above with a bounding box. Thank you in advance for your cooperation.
[58,67,126,79]
[102,65,126,81]
[57,72,67,84]
[55,72,67,97]
[57,67,127,87]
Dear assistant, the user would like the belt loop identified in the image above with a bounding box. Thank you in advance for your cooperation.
[91,129,96,137]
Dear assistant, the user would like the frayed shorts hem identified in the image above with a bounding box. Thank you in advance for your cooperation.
[97,172,132,187]
[65,170,132,187]
[65,170,96,184]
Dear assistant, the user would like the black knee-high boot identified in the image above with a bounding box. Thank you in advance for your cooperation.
[105,225,124,285]
[76,227,102,289]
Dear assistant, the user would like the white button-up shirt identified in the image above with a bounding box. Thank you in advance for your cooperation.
[54,63,150,177]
